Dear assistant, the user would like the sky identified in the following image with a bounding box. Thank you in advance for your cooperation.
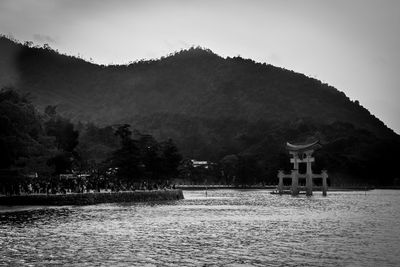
[1,0,399,133]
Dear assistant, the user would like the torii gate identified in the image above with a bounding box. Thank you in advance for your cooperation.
[277,140,328,196]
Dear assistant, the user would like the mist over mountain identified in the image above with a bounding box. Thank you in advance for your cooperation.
[1,36,399,185]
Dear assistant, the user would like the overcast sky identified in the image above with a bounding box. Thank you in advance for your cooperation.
[1,0,399,133]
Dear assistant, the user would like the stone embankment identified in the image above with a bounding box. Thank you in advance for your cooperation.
[0,190,184,206]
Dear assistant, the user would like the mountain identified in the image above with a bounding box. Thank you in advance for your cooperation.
[1,36,399,185]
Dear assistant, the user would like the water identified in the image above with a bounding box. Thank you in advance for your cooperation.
[1,190,400,266]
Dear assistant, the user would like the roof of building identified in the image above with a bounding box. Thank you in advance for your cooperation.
[286,140,320,151]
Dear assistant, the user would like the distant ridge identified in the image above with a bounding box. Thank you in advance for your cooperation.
[0,37,393,133]
[1,36,399,184]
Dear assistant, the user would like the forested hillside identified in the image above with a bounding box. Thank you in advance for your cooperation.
[1,36,399,185]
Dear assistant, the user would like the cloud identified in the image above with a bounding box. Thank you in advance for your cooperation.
[33,33,56,44]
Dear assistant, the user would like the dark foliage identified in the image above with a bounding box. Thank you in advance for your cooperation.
[1,36,399,185]
[0,88,56,177]
[106,125,182,186]
[0,89,183,193]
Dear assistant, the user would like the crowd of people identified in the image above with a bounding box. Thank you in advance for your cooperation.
[0,175,177,196]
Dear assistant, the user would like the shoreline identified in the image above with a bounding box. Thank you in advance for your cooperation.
[0,189,184,206]
[177,185,400,191]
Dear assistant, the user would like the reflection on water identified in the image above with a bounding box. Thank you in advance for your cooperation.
[1,190,400,266]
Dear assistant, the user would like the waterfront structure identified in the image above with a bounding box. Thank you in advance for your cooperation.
[277,140,328,196]
[0,190,184,206]
[191,159,214,169]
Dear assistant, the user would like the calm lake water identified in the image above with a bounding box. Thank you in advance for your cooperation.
[1,189,400,266]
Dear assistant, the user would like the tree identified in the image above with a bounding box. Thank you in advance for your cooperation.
[47,152,74,175]
[137,133,162,181]
[106,125,183,188]
[160,139,182,179]
[44,105,57,117]
[45,116,79,152]
[0,88,56,182]
[107,125,143,187]
[220,154,239,184]
[236,154,263,186]
[114,124,132,142]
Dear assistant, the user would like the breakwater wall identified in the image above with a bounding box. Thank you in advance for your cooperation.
[177,185,277,190]
[0,190,184,206]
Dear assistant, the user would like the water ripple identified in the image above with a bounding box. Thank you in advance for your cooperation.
[1,190,399,266]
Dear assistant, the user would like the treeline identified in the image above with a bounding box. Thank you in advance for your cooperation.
[1,88,400,192]
[124,113,400,186]
[0,88,182,194]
